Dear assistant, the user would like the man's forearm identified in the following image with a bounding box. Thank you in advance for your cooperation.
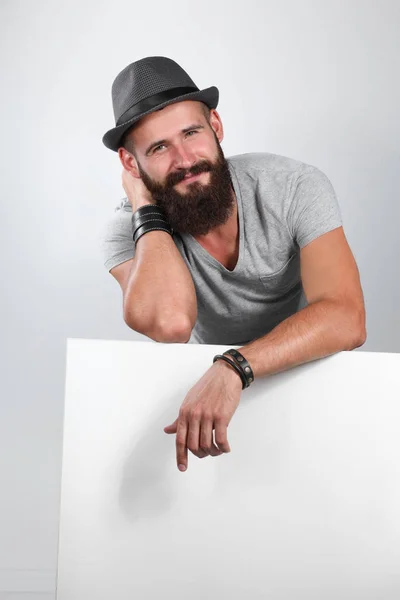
[124,230,198,337]
[235,299,367,381]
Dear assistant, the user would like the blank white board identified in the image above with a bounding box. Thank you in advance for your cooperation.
[57,339,400,599]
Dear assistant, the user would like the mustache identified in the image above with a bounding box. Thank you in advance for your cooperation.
[166,162,212,187]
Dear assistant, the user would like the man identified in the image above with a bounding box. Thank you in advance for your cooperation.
[101,56,366,472]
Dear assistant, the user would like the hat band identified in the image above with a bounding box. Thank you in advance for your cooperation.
[116,86,199,126]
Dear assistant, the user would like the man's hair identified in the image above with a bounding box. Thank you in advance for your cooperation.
[120,102,212,156]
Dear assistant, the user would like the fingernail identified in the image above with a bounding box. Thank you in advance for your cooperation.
[178,464,186,471]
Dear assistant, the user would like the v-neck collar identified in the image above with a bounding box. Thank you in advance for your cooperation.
[181,161,244,274]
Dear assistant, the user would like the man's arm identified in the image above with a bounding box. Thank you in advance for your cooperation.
[165,225,366,472]
[107,171,198,342]
[235,226,366,379]
[110,230,197,342]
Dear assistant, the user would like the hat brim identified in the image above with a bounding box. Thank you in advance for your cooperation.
[102,86,219,152]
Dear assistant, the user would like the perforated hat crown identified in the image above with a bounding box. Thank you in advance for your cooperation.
[102,56,219,152]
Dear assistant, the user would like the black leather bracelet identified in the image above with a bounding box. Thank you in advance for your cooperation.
[213,354,247,389]
[132,207,167,230]
[132,205,167,221]
[132,204,166,215]
[134,223,173,245]
[223,349,254,387]
[133,218,171,241]
[131,205,173,246]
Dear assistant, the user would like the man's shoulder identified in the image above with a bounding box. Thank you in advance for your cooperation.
[113,197,132,213]
[102,197,132,240]
[227,152,312,176]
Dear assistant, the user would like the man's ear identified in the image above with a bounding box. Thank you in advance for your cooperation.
[128,159,140,178]
[118,147,140,176]
[209,109,224,144]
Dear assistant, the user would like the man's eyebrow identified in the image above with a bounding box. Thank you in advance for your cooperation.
[144,123,205,156]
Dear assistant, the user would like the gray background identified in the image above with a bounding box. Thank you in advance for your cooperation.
[1,0,399,597]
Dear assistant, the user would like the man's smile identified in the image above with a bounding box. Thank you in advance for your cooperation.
[178,171,208,184]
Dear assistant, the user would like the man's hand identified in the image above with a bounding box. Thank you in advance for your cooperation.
[122,168,154,212]
[164,360,243,471]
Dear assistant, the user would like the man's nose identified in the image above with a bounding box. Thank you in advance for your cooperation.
[171,144,197,170]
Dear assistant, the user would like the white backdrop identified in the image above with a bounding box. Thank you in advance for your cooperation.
[1,0,399,597]
[57,339,400,599]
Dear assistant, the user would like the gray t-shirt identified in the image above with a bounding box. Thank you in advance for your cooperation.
[101,152,343,345]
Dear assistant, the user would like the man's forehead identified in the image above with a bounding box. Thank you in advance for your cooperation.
[135,100,204,137]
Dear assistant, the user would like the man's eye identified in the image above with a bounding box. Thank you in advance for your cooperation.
[153,131,197,154]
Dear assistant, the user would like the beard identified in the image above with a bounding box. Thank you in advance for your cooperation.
[136,134,235,236]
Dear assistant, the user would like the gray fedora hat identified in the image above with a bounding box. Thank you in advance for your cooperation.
[102,56,219,152]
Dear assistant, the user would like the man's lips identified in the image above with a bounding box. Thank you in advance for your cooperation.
[181,171,206,183]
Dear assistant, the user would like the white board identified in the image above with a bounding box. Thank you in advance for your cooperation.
[57,339,400,599]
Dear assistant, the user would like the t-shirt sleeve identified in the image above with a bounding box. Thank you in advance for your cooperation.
[286,165,343,249]
[100,198,135,272]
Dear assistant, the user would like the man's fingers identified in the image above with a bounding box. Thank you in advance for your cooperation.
[176,418,188,471]
[187,414,221,458]
[214,419,231,453]
[174,413,230,470]
[187,414,206,458]
[200,420,222,457]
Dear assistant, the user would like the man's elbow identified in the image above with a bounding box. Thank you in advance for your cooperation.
[124,312,192,344]
[353,327,367,349]
[160,320,193,343]
[348,306,367,350]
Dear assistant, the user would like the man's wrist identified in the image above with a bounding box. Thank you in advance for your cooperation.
[213,357,244,388]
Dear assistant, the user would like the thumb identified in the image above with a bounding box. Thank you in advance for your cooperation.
[164,418,178,434]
